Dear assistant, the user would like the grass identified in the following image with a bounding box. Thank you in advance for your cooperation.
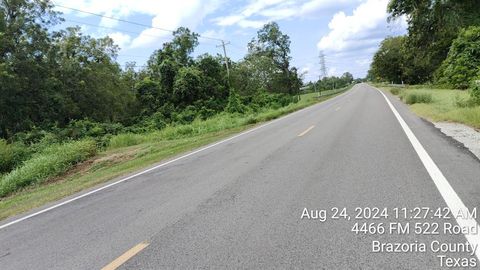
[0,139,97,197]
[0,90,348,221]
[379,85,480,129]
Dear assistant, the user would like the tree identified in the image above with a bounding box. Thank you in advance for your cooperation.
[0,0,60,138]
[173,66,203,107]
[436,26,480,89]
[368,36,405,83]
[51,27,134,123]
[247,22,299,94]
[195,54,228,101]
[387,0,480,83]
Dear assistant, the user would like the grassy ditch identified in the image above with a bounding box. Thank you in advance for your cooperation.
[378,84,480,129]
[0,89,349,221]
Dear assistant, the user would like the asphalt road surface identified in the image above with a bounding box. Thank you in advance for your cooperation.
[1,83,480,269]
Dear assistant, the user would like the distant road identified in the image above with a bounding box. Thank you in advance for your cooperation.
[1,84,480,269]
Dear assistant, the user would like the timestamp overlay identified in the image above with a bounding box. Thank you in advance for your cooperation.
[300,206,479,268]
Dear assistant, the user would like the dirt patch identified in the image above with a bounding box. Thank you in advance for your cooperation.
[434,122,480,160]
[45,148,139,184]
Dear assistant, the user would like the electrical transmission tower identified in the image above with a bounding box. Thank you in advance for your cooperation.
[319,51,327,79]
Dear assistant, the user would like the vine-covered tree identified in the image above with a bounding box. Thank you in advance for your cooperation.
[387,0,480,83]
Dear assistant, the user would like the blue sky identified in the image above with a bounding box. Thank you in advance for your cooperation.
[54,0,406,82]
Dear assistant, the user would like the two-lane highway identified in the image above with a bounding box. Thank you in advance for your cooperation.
[1,84,480,269]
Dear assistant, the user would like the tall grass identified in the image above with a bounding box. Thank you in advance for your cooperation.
[401,92,433,104]
[107,91,329,149]
[383,86,480,129]
[0,139,96,197]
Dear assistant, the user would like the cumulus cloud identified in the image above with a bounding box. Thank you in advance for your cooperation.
[55,0,223,48]
[213,0,356,29]
[315,0,406,77]
[317,0,404,52]
[108,32,131,49]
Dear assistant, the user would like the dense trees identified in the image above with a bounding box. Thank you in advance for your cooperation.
[0,1,305,140]
[310,72,354,92]
[369,0,480,89]
[386,0,480,84]
[436,26,480,89]
[0,0,134,138]
[368,36,405,83]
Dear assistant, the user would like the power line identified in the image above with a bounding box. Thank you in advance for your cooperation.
[54,3,226,42]
[62,19,170,42]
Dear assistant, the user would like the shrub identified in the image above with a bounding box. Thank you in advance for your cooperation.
[0,139,97,197]
[63,119,125,140]
[173,105,198,124]
[390,87,401,95]
[403,92,433,104]
[0,140,31,174]
[225,90,246,114]
[471,79,480,105]
[143,112,167,130]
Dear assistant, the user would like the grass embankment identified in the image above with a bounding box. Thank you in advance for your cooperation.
[378,84,480,129]
[0,89,349,220]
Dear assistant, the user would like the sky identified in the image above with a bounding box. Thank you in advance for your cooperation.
[54,0,407,82]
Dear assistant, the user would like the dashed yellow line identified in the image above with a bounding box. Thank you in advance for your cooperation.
[101,241,149,270]
[298,125,315,137]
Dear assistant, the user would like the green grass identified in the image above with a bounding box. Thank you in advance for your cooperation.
[0,139,97,198]
[380,85,480,129]
[0,90,347,221]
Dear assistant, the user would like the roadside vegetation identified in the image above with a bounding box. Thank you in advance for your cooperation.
[369,0,480,129]
[0,0,354,218]
[0,91,351,220]
[380,85,480,129]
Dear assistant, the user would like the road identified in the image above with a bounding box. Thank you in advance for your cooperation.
[1,83,480,269]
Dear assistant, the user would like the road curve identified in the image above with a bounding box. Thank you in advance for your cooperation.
[1,83,480,269]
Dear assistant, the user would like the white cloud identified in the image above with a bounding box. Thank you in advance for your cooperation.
[55,0,223,48]
[213,0,357,29]
[317,0,403,52]
[315,0,406,77]
[108,32,131,49]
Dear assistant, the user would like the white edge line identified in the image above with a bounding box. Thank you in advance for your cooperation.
[373,85,480,260]
[0,89,352,230]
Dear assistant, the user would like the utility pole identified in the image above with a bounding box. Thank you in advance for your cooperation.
[217,40,231,84]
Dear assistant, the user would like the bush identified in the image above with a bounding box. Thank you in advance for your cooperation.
[142,112,167,130]
[225,90,246,114]
[0,139,97,197]
[403,92,433,104]
[471,79,480,105]
[173,105,198,124]
[390,88,401,95]
[0,140,31,174]
[62,119,125,140]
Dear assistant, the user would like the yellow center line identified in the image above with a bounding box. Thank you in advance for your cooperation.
[298,125,315,137]
[101,241,150,270]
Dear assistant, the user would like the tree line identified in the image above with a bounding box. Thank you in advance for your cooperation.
[0,0,303,140]
[368,0,480,91]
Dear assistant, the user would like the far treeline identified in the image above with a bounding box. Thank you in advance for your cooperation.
[0,0,311,141]
[368,0,480,102]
